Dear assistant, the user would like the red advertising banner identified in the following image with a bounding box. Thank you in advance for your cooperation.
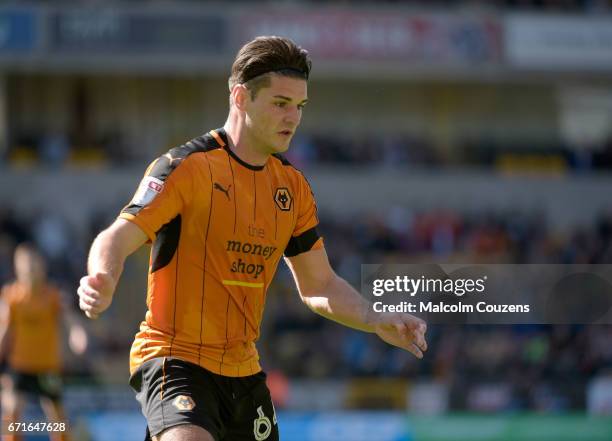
[237,10,502,64]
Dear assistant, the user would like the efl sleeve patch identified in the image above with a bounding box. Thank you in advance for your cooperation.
[131,176,165,206]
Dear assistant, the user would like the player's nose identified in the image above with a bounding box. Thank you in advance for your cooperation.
[284,107,301,126]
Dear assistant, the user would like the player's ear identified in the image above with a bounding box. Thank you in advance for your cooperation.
[232,84,249,111]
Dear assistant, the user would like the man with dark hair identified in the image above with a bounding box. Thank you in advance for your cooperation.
[77,36,427,441]
[228,36,312,94]
[1,244,87,441]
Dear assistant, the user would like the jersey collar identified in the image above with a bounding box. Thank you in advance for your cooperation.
[210,128,266,171]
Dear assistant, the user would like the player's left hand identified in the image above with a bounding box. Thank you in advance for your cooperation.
[372,312,427,359]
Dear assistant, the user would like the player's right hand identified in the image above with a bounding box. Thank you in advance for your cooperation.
[77,272,115,319]
[372,312,428,359]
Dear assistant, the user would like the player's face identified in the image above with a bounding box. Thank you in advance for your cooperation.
[14,248,46,284]
[245,74,308,154]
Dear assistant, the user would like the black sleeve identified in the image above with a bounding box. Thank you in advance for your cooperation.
[284,226,320,257]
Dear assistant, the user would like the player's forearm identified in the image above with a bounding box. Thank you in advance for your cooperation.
[87,229,127,286]
[0,302,11,360]
[86,219,147,284]
[0,327,10,361]
[79,219,147,319]
[301,274,376,333]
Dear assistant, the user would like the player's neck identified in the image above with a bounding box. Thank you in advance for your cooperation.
[20,279,44,295]
[223,119,269,168]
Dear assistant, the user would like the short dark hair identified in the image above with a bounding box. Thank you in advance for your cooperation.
[15,242,41,257]
[229,36,311,99]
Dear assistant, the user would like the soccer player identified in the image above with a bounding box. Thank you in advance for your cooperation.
[0,243,87,441]
[77,36,427,441]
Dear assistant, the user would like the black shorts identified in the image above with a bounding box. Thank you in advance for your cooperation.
[129,357,279,441]
[7,370,63,402]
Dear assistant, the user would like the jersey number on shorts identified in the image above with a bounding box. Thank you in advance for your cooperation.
[253,405,276,440]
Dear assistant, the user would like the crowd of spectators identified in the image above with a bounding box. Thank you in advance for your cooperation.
[2,205,611,411]
[260,208,612,411]
[6,131,612,172]
[287,133,612,171]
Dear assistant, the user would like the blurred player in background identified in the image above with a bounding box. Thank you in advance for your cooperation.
[0,244,87,441]
[77,36,427,441]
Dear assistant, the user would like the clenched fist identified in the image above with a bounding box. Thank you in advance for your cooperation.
[77,272,116,319]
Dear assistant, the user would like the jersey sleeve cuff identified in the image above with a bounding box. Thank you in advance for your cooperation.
[118,213,156,242]
[284,226,322,257]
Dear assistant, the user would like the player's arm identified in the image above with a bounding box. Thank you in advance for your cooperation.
[0,297,12,362]
[59,293,89,355]
[64,312,88,355]
[79,153,194,319]
[285,247,428,358]
[78,218,148,319]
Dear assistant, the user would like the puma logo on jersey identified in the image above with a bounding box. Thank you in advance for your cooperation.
[214,182,232,200]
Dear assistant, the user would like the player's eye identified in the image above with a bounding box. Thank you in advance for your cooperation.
[275,102,287,108]
[298,103,306,110]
